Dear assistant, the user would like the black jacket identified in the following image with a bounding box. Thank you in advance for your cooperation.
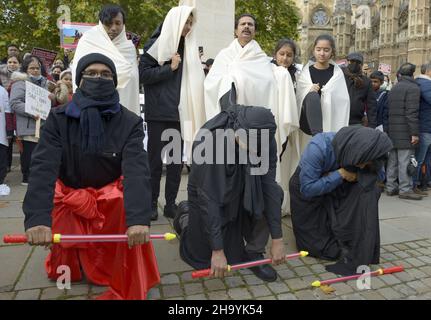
[387,76,420,149]
[139,24,184,122]
[343,71,377,128]
[23,104,153,230]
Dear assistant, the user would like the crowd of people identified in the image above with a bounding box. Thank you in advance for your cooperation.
[0,3,430,299]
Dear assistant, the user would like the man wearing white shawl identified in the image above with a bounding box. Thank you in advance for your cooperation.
[72,5,140,116]
[204,14,300,214]
[139,6,205,221]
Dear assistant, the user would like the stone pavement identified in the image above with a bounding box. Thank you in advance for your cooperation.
[1,159,431,301]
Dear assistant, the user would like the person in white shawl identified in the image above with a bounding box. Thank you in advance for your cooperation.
[72,4,140,116]
[139,6,205,221]
[293,34,350,166]
[204,14,299,214]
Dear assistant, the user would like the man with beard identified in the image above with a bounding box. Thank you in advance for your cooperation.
[22,53,159,300]
[174,106,287,282]
[343,52,377,128]
[289,126,393,276]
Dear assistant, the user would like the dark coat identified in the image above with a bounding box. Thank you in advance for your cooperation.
[387,76,420,149]
[23,104,153,230]
[416,76,431,134]
[375,89,389,131]
[343,71,377,128]
[139,24,184,122]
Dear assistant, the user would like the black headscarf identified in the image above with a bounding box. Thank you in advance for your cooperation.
[66,53,120,154]
[332,126,393,168]
[192,105,277,219]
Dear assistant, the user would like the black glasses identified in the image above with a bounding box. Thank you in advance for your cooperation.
[82,70,113,80]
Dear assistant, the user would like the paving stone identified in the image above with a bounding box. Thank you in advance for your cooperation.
[90,285,108,295]
[287,259,304,268]
[294,289,317,300]
[184,283,204,295]
[377,287,403,300]
[243,275,264,286]
[40,287,65,300]
[238,268,252,275]
[416,240,430,248]
[180,272,197,283]
[15,289,40,300]
[394,271,414,283]
[380,274,402,286]
[393,243,409,251]
[331,283,354,295]
[277,293,298,300]
[341,293,365,300]
[408,250,423,257]
[392,260,412,268]
[65,284,90,297]
[413,292,431,300]
[277,269,296,280]
[392,284,416,297]
[186,294,207,300]
[267,281,290,294]
[207,290,229,300]
[303,257,318,265]
[224,276,245,288]
[406,280,431,295]
[312,288,335,300]
[393,251,411,259]
[382,245,398,252]
[310,264,326,274]
[162,285,183,298]
[406,268,427,280]
[318,272,336,280]
[381,253,397,261]
[227,288,252,300]
[0,245,33,292]
[204,279,226,291]
[257,295,276,300]
[371,277,386,289]
[417,256,431,264]
[420,266,431,277]
[285,278,308,291]
[360,290,386,300]
[416,248,431,255]
[161,274,180,285]
[66,296,87,300]
[422,278,431,288]
[405,242,420,249]
[166,297,185,300]
[242,283,270,298]
[294,266,313,277]
[0,292,14,300]
[147,287,161,300]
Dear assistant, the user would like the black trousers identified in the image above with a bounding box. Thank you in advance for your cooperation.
[0,144,8,184]
[299,92,323,136]
[147,121,183,206]
[20,140,37,182]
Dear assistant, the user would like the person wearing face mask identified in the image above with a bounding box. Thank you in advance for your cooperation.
[9,55,51,185]
[343,52,377,128]
[50,66,63,82]
[289,126,393,276]
[21,53,160,300]
[72,4,140,115]
[140,6,206,221]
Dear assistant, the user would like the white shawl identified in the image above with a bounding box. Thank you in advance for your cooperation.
[147,6,205,161]
[72,22,141,116]
[204,39,300,211]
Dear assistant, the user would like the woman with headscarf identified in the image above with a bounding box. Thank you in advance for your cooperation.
[22,53,160,300]
[289,126,393,275]
[174,105,286,282]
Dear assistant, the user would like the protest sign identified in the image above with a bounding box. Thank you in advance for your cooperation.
[25,81,51,120]
[60,22,96,49]
[378,63,392,75]
[31,47,57,72]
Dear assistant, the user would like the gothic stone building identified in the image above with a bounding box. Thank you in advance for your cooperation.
[294,0,431,79]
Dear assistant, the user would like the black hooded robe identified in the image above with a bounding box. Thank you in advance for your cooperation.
[289,127,393,275]
[179,106,284,270]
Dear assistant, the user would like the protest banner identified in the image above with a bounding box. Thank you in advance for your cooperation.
[31,47,58,73]
[60,22,96,49]
[378,63,392,75]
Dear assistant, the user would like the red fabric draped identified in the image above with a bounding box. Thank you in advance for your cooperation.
[45,179,160,300]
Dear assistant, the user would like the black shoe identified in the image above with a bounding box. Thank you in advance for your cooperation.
[247,253,278,282]
[164,203,178,219]
[173,201,190,236]
[151,202,158,221]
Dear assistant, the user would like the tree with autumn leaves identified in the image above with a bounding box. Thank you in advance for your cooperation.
[0,0,299,58]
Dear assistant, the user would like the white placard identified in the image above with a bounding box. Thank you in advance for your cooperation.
[25,81,51,120]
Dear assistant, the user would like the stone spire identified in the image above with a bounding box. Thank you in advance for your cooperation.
[334,0,352,14]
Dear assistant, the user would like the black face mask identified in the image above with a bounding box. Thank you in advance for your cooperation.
[347,62,361,74]
[52,74,60,81]
[79,77,116,101]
